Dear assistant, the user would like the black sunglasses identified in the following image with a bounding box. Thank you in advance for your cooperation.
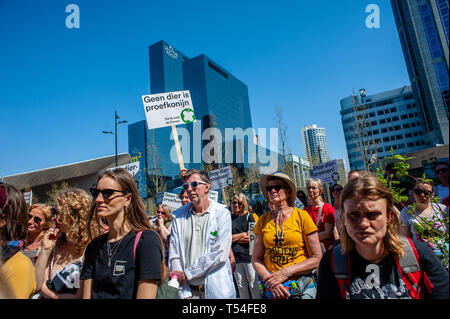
[90,188,127,199]
[435,168,448,175]
[232,201,242,205]
[266,185,284,192]
[28,214,42,223]
[332,187,343,192]
[413,188,432,197]
[182,181,207,190]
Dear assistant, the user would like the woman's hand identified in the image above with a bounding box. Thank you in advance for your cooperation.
[264,268,290,289]
[269,283,290,299]
[42,228,60,251]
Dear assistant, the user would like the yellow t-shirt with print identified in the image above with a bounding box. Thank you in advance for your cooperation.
[253,207,318,278]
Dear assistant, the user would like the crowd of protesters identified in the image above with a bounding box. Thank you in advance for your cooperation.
[0,159,448,299]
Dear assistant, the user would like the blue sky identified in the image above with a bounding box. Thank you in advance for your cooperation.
[0,0,411,177]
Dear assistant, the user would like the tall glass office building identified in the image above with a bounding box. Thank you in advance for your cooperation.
[391,0,449,145]
[129,41,254,199]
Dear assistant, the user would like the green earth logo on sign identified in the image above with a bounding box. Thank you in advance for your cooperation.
[181,108,195,123]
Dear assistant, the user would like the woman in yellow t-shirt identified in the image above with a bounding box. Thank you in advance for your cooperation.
[252,173,322,299]
[0,183,36,299]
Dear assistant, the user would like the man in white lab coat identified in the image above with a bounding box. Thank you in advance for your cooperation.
[169,169,236,299]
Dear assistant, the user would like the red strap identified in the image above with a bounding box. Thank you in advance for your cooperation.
[133,231,143,260]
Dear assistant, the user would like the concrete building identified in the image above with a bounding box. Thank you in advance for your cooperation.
[340,86,432,170]
[2,154,130,203]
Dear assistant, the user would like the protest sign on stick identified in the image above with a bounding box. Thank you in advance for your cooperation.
[142,90,195,171]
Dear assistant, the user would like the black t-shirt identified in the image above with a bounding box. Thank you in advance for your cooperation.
[231,213,255,264]
[81,230,163,299]
[316,238,449,299]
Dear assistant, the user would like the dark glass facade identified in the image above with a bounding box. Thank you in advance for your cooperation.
[129,41,254,199]
[391,0,449,145]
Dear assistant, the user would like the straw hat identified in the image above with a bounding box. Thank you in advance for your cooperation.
[259,172,297,205]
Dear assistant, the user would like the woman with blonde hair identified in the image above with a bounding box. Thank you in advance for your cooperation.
[231,192,260,299]
[155,204,174,249]
[34,188,93,299]
[305,179,337,252]
[23,204,54,263]
[81,168,163,299]
[317,174,449,299]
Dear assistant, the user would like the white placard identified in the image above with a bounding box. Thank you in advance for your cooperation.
[107,162,140,177]
[208,166,233,190]
[142,90,196,130]
[309,159,339,185]
[23,191,32,206]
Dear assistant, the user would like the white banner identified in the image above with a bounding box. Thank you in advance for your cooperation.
[142,90,196,130]
[208,166,233,190]
[107,162,140,177]
[309,159,339,185]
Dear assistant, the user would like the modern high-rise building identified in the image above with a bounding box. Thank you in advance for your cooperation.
[340,86,431,170]
[301,124,330,165]
[129,41,255,199]
[391,0,449,145]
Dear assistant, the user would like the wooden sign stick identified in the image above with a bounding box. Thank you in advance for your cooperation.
[171,125,185,171]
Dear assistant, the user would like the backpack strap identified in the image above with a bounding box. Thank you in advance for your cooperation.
[331,243,351,299]
[133,231,144,260]
[395,236,433,298]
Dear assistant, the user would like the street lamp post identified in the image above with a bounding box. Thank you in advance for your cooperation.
[103,111,127,167]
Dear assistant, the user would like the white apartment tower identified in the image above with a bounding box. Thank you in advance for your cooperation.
[301,124,330,165]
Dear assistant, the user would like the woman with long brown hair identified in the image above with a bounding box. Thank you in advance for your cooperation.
[316,174,449,299]
[80,168,163,299]
[0,183,36,299]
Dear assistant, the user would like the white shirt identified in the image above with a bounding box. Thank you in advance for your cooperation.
[169,200,236,299]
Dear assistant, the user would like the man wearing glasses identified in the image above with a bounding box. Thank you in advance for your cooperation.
[168,169,235,299]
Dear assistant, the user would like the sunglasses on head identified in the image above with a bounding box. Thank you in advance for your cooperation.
[28,214,42,223]
[266,185,284,192]
[90,188,127,199]
[182,181,207,190]
[435,168,448,175]
[413,188,432,197]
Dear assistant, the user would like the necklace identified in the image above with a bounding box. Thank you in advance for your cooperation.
[107,236,124,267]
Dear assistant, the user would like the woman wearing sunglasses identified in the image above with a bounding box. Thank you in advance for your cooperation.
[400,180,449,268]
[81,168,163,299]
[34,189,92,299]
[23,204,54,264]
[252,173,322,299]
